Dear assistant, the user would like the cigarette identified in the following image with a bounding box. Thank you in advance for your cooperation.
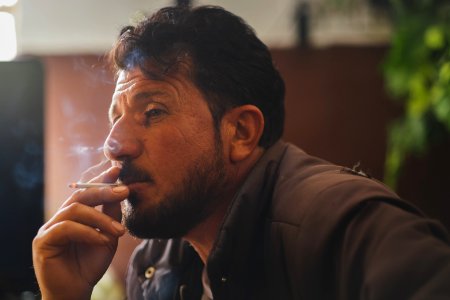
[69,182,122,189]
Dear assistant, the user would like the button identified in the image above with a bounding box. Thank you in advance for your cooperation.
[221,276,227,283]
[145,266,156,279]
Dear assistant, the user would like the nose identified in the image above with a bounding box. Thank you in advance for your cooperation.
[104,119,142,162]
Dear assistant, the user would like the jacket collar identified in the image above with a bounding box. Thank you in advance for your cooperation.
[206,140,289,297]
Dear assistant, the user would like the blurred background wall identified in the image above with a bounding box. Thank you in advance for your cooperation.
[1,0,448,298]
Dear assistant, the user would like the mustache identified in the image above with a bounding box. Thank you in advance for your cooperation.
[118,160,153,185]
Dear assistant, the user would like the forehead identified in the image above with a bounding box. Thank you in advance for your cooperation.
[115,69,158,93]
[113,67,195,96]
[109,68,210,119]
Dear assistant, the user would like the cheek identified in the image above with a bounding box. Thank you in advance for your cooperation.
[142,121,215,164]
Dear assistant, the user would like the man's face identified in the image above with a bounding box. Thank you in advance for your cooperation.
[104,67,228,239]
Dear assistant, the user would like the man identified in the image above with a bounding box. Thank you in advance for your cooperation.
[33,5,450,300]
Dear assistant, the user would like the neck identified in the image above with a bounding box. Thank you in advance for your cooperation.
[184,197,232,264]
[184,147,264,264]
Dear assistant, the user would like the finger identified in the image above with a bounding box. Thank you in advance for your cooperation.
[71,165,121,190]
[80,159,112,182]
[44,202,125,236]
[35,220,117,250]
[82,165,121,185]
[61,184,129,209]
[88,165,121,184]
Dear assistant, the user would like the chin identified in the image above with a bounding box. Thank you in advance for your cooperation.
[121,194,199,239]
[124,214,192,239]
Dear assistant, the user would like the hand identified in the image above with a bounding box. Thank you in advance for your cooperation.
[32,166,129,300]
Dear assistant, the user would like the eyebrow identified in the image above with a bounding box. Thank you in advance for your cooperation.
[109,90,167,125]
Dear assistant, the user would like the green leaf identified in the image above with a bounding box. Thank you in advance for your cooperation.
[424,25,446,49]
[383,0,450,188]
[438,62,450,83]
[433,97,450,129]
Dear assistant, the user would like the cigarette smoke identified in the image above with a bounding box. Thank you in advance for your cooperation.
[68,145,104,157]
[60,95,104,171]
[6,117,44,191]
[72,57,114,86]
[57,57,115,183]
[13,141,43,190]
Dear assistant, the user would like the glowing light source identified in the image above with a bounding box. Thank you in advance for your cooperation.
[0,12,17,61]
[0,0,18,7]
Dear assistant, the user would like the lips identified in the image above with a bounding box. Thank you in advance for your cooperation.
[118,161,153,186]
[119,171,154,190]
[118,176,153,194]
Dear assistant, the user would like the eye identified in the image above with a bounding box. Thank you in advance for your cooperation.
[143,108,166,126]
[145,108,164,118]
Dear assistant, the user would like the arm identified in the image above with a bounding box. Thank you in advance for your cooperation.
[338,200,450,299]
[32,166,129,300]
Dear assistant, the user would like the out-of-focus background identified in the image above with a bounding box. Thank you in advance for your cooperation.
[1,0,449,299]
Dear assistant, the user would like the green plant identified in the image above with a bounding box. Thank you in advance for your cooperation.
[383,0,450,188]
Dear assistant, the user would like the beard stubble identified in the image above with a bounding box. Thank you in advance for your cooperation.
[119,139,227,239]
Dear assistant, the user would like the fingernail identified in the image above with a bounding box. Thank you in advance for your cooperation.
[111,161,122,168]
[112,185,128,193]
[112,221,125,232]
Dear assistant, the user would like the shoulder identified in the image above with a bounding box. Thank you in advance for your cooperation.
[265,144,450,299]
[270,143,411,227]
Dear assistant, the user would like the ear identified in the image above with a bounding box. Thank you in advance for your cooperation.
[221,105,264,163]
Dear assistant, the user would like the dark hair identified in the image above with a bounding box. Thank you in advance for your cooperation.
[110,5,285,148]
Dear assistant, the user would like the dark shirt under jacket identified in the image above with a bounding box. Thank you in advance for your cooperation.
[126,141,450,300]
